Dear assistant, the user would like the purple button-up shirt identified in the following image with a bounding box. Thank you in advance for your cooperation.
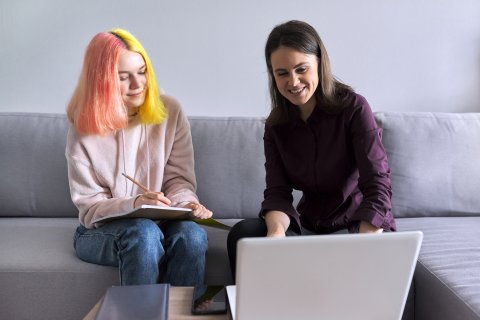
[261,92,396,234]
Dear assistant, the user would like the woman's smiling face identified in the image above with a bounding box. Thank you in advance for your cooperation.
[118,49,147,110]
[270,46,319,112]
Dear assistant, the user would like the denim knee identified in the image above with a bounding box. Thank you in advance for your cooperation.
[187,224,208,253]
[167,221,208,254]
[119,219,164,257]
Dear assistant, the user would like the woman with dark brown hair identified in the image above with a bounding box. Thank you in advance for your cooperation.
[227,20,396,277]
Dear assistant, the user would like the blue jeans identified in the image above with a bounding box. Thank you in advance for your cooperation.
[73,218,207,286]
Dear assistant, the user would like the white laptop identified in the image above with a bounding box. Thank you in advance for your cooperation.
[227,231,422,320]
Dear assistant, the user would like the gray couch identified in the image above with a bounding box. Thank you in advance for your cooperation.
[1,112,479,320]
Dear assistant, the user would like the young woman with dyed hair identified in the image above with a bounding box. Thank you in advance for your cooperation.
[66,29,212,286]
[227,20,396,277]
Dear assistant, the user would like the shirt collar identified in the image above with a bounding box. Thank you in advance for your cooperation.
[290,103,323,128]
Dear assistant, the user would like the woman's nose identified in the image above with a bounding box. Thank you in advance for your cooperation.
[288,74,299,86]
[130,76,141,89]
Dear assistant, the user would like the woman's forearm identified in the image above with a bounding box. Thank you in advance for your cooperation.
[264,210,290,237]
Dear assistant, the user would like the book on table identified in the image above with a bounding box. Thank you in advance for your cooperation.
[91,204,231,230]
[95,284,169,320]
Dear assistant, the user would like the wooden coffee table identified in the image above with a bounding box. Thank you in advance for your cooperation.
[83,286,229,320]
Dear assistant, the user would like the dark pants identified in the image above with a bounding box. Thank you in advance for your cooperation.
[226,218,357,282]
[226,218,309,281]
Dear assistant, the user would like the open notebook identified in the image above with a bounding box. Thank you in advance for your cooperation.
[91,205,231,230]
[91,205,191,224]
[227,231,422,320]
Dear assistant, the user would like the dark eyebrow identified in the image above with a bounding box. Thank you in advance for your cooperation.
[294,62,309,68]
[273,68,287,73]
[274,62,309,73]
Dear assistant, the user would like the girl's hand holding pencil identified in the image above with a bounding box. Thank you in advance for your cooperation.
[122,173,172,208]
[134,191,172,208]
[122,172,213,219]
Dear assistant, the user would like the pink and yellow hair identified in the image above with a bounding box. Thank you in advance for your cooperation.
[67,29,167,135]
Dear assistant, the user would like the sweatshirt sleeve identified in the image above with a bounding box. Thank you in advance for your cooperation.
[161,96,199,206]
[65,129,137,229]
[260,124,301,233]
[348,96,392,228]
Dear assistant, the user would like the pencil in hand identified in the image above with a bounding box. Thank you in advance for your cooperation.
[122,172,150,193]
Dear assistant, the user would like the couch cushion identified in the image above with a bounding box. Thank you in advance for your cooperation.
[0,217,118,320]
[0,113,77,217]
[397,217,480,319]
[375,112,480,218]
[0,217,238,319]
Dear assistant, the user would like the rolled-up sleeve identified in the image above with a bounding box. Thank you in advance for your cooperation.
[349,99,392,228]
[260,125,301,232]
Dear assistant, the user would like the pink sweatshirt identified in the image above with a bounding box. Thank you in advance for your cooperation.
[66,95,198,229]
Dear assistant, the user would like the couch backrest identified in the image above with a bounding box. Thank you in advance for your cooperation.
[375,112,480,218]
[0,113,267,219]
[0,113,77,217]
[3,112,478,220]
[189,117,266,219]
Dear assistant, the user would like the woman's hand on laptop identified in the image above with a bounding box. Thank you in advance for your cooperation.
[265,210,290,237]
[359,221,383,233]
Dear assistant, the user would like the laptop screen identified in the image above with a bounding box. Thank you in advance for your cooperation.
[230,231,422,320]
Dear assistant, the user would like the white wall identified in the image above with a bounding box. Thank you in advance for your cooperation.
[1,0,479,116]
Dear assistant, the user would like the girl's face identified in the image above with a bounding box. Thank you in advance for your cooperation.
[118,50,147,110]
[270,46,319,112]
